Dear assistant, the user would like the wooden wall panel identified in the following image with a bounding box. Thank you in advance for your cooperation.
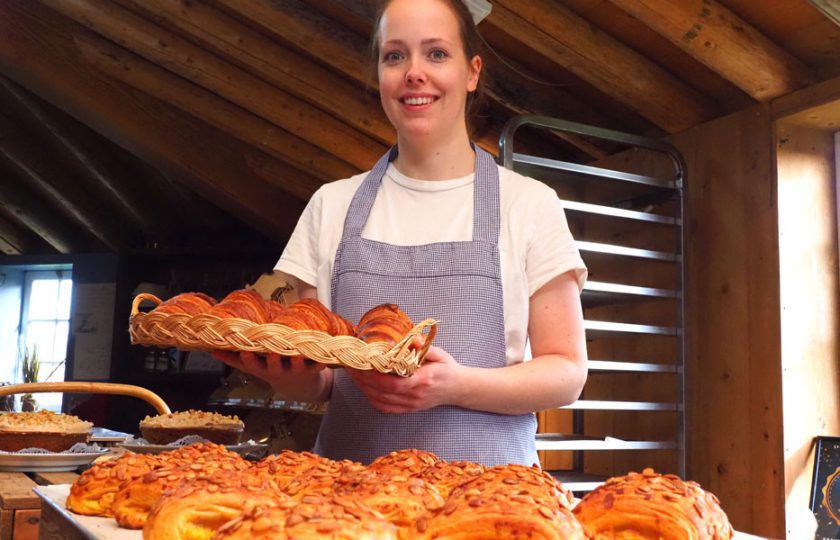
[670,105,785,537]
[773,77,840,538]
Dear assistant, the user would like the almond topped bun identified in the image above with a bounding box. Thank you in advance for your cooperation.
[213,494,399,540]
[0,410,93,452]
[573,468,735,539]
[67,452,163,517]
[139,410,244,445]
[367,448,440,476]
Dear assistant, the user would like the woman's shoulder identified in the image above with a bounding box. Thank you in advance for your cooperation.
[496,165,557,203]
[313,171,369,201]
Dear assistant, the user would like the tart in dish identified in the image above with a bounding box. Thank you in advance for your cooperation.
[139,410,244,445]
[0,410,93,452]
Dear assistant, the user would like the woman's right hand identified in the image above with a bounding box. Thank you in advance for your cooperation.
[211,351,331,403]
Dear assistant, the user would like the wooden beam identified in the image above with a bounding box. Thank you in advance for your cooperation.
[605,0,814,101]
[74,33,356,185]
[0,1,305,239]
[40,0,386,171]
[0,76,165,237]
[0,118,122,250]
[489,0,718,133]
[118,0,396,147]
[0,209,56,255]
[0,161,91,253]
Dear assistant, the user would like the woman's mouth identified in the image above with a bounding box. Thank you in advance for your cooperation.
[400,96,437,106]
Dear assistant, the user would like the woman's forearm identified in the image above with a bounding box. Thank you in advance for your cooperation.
[451,355,586,415]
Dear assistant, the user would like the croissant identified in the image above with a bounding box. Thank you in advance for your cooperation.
[66,452,162,517]
[143,475,287,540]
[213,495,399,540]
[207,289,271,324]
[152,292,216,316]
[414,460,485,498]
[573,468,734,539]
[111,451,250,529]
[333,469,444,529]
[414,463,581,539]
[356,304,414,346]
[272,298,355,337]
[368,448,440,477]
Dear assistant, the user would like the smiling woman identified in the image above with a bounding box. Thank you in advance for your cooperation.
[216,0,588,467]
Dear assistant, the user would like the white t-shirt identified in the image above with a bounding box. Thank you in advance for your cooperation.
[275,163,587,366]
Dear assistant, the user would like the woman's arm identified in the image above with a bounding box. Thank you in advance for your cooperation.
[212,282,335,403]
[346,270,587,414]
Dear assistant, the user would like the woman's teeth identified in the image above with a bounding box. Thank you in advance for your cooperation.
[403,97,435,105]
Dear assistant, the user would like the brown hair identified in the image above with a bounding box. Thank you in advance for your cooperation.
[369,0,486,128]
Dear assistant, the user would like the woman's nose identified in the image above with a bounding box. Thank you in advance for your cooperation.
[405,60,426,84]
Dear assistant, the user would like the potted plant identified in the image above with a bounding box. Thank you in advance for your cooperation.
[20,345,40,412]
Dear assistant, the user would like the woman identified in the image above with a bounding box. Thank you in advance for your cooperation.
[215,0,588,467]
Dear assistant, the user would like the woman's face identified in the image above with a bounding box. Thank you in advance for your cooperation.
[377,0,481,142]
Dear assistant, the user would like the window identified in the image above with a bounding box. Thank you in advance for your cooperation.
[19,270,72,411]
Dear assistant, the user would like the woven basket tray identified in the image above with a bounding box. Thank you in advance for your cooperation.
[129,293,437,376]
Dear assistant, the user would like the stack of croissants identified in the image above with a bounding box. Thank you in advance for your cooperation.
[149,289,416,346]
[66,443,734,539]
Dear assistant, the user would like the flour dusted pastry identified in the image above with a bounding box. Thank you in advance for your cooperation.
[139,410,244,445]
[573,468,734,539]
[213,494,398,540]
[415,460,485,498]
[0,410,93,452]
[368,448,440,476]
[333,469,444,529]
[415,463,582,539]
[112,450,250,529]
[151,292,216,316]
[355,304,414,346]
[207,289,271,323]
[143,473,287,540]
[67,452,162,517]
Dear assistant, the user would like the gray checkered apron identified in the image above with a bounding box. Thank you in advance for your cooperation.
[314,145,538,467]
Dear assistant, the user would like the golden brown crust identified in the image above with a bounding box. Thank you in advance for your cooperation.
[111,447,249,529]
[573,468,735,540]
[416,463,583,539]
[143,475,288,540]
[368,448,440,477]
[213,495,399,540]
[270,298,355,337]
[66,452,163,517]
[333,469,444,528]
[355,304,414,346]
[152,292,217,316]
[414,460,486,499]
[207,289,271,324]
[250,450,341,489]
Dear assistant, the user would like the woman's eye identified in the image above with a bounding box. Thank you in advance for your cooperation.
[382,51,404,63]
[428,49,448,62]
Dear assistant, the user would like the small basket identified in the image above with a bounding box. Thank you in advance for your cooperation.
[129,294,437,376]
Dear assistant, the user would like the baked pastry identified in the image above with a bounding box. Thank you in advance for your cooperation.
[466,463,575,511]
[356,304,414,346]
[151,292,216,316]
[111,449,249,528]
[67,452,163,517]
[368,448,440,476]
[272,298,355,337]
[281,459,365,499]
[213,494,398,539]
[250,450,338,488]
[207,289,271,324]
[333,469,444,529]
[417,477,585,540]
[573,468,735,539]
[139,410,244,445]
[0,410,93,452]
[143,473,287,540]
[415,460,486,498]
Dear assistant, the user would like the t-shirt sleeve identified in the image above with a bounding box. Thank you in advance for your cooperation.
[527,191,588,296]
[273,188,324,288]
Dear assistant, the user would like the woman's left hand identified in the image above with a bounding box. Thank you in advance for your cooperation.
[345,345,465,414]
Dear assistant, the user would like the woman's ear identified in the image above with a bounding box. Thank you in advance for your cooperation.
[467,55,482,92]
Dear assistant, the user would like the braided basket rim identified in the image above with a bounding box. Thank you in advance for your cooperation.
[128,293,436,376]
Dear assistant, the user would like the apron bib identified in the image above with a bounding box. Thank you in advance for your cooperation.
[315,146,537,467]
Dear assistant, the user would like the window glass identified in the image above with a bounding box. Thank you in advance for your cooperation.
[28,280,59,319]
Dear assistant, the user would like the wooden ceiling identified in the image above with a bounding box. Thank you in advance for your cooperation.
[0,0,837,256]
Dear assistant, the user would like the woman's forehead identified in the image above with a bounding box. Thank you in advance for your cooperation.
[379,0,461,41]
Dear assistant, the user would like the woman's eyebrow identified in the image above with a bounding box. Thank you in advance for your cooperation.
[382,38,452,47]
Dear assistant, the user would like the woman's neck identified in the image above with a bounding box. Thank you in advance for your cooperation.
[392,132,475,180]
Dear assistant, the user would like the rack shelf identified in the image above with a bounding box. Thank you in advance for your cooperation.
[500,115,686,491]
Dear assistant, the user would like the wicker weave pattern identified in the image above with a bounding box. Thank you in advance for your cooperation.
[129,294,436,376]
